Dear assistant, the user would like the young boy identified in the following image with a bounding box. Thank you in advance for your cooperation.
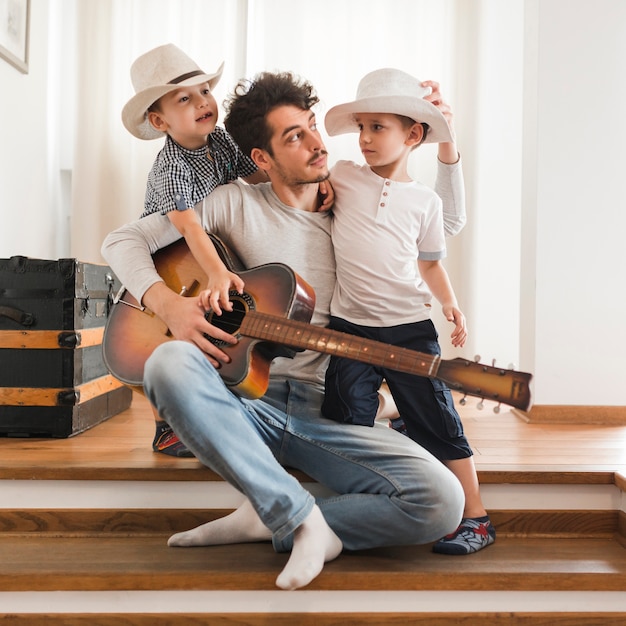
[322,68,495,555]
[122,44,267,314]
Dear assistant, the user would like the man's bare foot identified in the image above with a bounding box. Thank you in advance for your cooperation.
[168,499,272,547]
[275,504,343,591]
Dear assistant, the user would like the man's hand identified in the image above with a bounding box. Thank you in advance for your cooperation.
[143,282,238,368]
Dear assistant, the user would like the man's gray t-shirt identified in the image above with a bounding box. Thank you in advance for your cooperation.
[102,180,335,389]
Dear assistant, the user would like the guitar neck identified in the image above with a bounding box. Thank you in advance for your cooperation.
[240,310,533,411]
[242,311,440,377]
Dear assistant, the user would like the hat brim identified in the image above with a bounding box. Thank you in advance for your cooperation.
[324,95,452,144]
[121,63,224,140]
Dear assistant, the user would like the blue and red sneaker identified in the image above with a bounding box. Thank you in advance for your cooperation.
[432,516,496,555]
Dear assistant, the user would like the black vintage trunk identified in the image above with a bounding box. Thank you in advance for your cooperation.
[0,256,132,437]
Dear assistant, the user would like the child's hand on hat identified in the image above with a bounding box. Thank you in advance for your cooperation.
[421,80,458,163]
[421,80,455,135]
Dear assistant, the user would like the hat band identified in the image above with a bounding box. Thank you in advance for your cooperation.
[168,70,205,84]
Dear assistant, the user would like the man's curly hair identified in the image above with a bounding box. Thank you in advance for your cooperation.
[224,72,319,158]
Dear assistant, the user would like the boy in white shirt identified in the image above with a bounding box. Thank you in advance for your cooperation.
[322,68,494,555]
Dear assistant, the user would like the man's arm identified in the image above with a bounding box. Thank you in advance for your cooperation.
[101,212,237,365]
[101,212,181,304]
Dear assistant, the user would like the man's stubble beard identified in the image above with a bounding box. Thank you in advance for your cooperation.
[274,151,330,187]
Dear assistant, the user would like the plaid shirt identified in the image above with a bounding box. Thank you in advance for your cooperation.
[141,126,258,217]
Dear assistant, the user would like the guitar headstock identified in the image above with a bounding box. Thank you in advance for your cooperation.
[436,357,532,411]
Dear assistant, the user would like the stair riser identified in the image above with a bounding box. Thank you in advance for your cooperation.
[2,592,626,624]
[1,479,623,512]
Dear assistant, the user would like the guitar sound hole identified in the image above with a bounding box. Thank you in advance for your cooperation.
[204,293,251,347]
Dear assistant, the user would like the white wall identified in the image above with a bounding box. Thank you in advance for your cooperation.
[520,0,626,406]
[441,0,524,371]
[69,0,248,265]
[450,0,524,367]
[0,0,60,258]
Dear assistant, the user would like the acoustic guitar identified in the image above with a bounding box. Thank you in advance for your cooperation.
[102,236,532,411]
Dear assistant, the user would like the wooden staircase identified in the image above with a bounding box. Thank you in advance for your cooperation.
[1,394,625,625]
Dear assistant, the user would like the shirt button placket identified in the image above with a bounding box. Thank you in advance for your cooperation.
[376,180,391,221]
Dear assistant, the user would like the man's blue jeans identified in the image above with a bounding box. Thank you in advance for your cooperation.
[144,341,464,553]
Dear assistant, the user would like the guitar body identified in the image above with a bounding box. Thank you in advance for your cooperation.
[102,237,316,399]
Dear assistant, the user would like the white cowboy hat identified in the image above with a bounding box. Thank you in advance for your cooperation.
[121,43,224,140]
[324,68,452,144]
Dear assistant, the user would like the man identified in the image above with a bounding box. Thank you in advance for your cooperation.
[102,72,464,591]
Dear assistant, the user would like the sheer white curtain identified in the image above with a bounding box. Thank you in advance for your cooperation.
[247,0,456,178]
[65,0,527,368]
[70,0,248,262]
[70,0,455,262]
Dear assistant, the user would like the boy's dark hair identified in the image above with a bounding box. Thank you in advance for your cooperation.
[397,114,430,149]
[224,72,319,157]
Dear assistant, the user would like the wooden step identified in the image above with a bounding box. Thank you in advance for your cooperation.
[1,395,625,623]
[1,506,624,593]
[1,527,626,624]
[1,531,625,593]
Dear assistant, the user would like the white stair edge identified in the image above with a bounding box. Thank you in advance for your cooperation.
[0,480,623,512]
[1,590,626,614]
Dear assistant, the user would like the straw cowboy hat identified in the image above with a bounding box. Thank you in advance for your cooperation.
[122,43,224,140]
[324,68,452,144]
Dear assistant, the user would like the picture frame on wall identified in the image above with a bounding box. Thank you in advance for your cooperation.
[0,0,30,74]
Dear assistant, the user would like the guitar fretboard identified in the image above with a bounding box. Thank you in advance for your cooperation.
[241,311,440,378]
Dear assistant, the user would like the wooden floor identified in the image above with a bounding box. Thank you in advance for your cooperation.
[1,392,626,624]
[1,391,625,480]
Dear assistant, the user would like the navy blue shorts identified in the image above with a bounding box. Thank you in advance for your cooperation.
[322,316,473,461]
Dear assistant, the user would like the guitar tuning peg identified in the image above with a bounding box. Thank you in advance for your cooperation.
[491,358,496,367]
[493,403,501,414]
[459,395,467,406]
[508,363,516,370]
[474,354,481,363]
[477,399,484,410]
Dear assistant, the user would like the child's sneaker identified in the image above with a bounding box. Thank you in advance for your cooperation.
[152,422,194,458]
[432,516,496,555]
